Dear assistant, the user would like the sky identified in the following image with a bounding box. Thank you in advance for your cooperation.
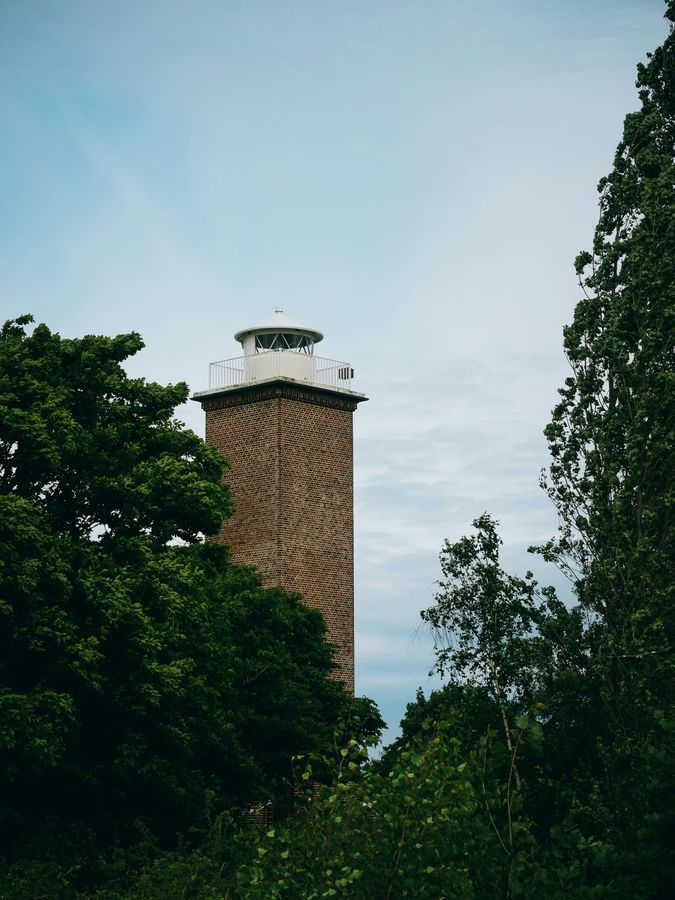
[1,0,669,744]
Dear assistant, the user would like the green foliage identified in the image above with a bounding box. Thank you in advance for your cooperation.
[537,3,675,888]
[380,683,500,773]
[417,4,675,850]
[420,516,581,796]
[234,722,505,898]
[222,715,610,900]
[311,698,385,790]
[0,317,348,879]
[0,315,230,542]
[541,1,674,688]
[422,515,549,701]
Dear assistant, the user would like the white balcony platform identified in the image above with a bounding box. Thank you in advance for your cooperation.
[192,351,364,399]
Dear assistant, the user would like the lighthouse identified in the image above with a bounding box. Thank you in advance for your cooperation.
[192,309,367,692]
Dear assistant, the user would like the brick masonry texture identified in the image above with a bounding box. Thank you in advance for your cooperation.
[197,381,364,693]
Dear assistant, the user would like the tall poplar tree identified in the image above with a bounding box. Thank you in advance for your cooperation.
[540,1,674,883]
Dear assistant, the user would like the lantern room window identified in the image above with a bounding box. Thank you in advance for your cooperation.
[254,333,314,354]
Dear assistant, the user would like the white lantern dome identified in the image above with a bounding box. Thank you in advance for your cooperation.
[234,307,323,356]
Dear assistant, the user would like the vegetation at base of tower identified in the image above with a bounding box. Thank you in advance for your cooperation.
[0,315,368,884]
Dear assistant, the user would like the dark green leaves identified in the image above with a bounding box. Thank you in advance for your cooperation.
[537,7,675,891]
[0,318,349,872]
[0,317,232,542]
[421,514,548,708]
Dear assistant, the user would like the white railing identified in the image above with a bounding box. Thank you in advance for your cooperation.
[209,358,245,388]
[208,352,355,391]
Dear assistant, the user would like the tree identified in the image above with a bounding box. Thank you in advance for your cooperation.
[0,316,230,543]
[418,517,594,885]
[421,515,550,774]
[379,683,501,772]
[539,2,675,885]
[0,316,347,871]
[220,706,599,900]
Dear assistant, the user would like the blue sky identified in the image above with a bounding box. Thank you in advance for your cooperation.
[1,0,668,743]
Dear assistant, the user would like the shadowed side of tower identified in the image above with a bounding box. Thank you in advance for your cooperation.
[193,311,366,693]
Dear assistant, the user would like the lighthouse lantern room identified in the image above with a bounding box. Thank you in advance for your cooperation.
[204,307,356,393]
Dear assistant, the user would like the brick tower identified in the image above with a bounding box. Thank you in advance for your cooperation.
[192,309,367,692]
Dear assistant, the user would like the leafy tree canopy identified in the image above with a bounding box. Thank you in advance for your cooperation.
[0,316,352,871]
[538,0,674,877]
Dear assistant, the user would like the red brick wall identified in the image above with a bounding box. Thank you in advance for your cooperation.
[199,382,360,693]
